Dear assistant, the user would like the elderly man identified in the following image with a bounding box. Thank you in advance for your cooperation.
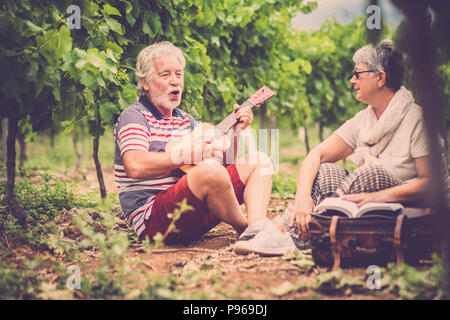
[114,41,273,245]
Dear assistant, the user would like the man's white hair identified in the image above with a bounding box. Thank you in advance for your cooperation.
[135,41,186,96]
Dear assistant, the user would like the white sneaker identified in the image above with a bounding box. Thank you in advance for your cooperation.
[238,219,268,241]
[234,222,296,256]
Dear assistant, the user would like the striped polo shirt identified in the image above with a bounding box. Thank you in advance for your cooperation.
[114,95,197,237]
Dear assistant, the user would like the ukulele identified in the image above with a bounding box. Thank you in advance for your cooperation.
[166,85,276,172]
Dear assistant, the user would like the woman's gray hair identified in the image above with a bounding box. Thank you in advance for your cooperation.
[135,41,186,96]
[353,39,404,91]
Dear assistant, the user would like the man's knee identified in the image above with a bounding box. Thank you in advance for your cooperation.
[189,161,230,187]
[256,151,273,167]
[238,151,273,173]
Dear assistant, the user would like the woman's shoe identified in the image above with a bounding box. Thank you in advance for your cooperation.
[234,222,296,256]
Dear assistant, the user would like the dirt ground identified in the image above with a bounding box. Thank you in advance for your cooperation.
[55,167,394,300]
[1,166,403,300]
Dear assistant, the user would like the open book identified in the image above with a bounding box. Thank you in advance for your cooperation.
[314,197,403,218]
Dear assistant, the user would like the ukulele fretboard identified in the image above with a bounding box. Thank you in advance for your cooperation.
[215,100,254,137]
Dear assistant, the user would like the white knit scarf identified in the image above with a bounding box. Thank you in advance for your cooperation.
[348,86,415,167]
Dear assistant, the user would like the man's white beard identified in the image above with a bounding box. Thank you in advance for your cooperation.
[150,93,181,110]
[148,84,182,111]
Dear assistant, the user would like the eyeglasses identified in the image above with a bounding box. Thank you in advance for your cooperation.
[350,70,376,80]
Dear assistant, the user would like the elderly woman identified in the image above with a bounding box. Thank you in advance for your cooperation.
[234,40,440,255]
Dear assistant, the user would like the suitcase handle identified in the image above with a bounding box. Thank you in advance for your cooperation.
[394,214,406,264]
[354,246,377,254]
[348,238,381,254]
[308,219,323,234]
[330,216,341,271]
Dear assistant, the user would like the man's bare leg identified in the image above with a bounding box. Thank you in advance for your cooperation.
[187,161,247,234]
[235,151,273,226]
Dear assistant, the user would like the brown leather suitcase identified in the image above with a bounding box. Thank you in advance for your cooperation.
[308,208,434,270]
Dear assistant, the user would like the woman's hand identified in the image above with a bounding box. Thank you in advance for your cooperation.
[287,196,315,234]
[233,104,253,132]
[341,190,389,207]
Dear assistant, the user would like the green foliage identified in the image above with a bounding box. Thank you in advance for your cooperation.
[52,208,132,298]
[100,0,319,124]
[312,269,368,295]
[23,124,115,171]
[0,260,41,300]
[68,205,184,298]
[270,280,307,297]
[73,209,129,269]
[0,173,75,246]
[0,1,71,125]
[75,189,121,214]
[297,17,373,130]
[0,0,321,135]
[18,116,38,144]
[79,266,127,298]
[138,273,180,300]
[437,61,450,131]
[60,0,137,136]
[386,255,448,299]
[283,249,315,273]
[272,173,297,198]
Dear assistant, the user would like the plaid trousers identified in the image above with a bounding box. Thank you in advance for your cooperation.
[310,162,403,203]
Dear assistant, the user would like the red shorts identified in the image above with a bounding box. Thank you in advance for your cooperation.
[139,164,245,244]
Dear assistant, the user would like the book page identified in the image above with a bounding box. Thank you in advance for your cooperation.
[314,197,359,218]
[357,202,403,217]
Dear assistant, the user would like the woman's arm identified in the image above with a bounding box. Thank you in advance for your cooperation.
[342,156,431,206]
[290,134,354,233]
[295,134,354,198]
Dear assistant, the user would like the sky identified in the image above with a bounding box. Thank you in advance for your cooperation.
[291,0,404,30]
